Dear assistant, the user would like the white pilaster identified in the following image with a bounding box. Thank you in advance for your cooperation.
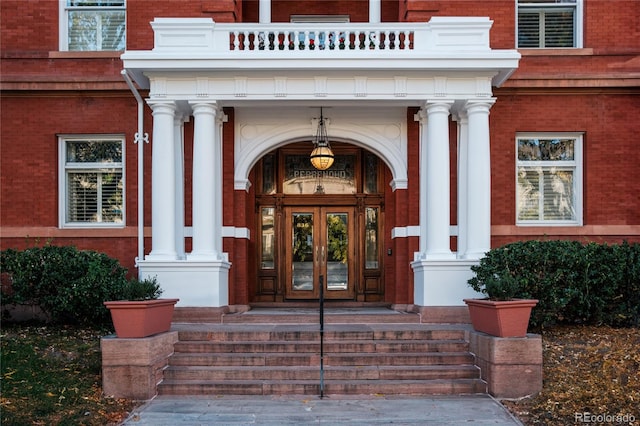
[213,107,228,256]
[146,101,178,261]
[464,100,495,259]
[174,114,186,260]
[188,102,219,260]
[455,111,469,258]
[369,0,381,23]
[259,0,271,23]
[422,101,456,260]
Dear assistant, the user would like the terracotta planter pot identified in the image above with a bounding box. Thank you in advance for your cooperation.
[463,298,538,338]
[104,299,179,338]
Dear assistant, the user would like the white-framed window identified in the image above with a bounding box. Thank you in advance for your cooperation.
[516,133,583,226]
[517,0,583,48]
[59,135,125,228]
[59,0,126,51]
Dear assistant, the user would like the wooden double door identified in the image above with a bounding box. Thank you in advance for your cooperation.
[285,206,355,299]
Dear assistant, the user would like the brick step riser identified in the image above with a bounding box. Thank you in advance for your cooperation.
[168,353,475,367]
[158,379,487,396]
[173,341,469,354]
[164,366,481,381]
[221,315,421,324]
[176,330,466,342]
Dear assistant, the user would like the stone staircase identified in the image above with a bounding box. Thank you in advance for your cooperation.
[157,308,487,396]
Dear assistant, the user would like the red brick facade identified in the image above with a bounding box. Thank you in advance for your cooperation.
[1,1,638,301]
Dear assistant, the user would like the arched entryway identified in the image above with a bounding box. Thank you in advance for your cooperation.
[251,142,387,302]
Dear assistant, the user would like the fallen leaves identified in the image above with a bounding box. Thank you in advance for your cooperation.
[502,325,640,425]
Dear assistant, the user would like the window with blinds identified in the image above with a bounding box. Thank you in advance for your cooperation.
[65,0,125,51]
[516,134,582,225]
[517,0,577,48]
[60,137,125,227]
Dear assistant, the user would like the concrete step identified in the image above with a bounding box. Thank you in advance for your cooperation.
[175,325,467,342]
[158,378,487,396]
[164,364,481,381]
[160,322,485,397]
[172,339,469,354]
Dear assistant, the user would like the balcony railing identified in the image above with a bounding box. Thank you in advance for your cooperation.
[150,18,494,54]
[228,24,413,51]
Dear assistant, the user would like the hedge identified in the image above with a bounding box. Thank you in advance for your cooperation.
[469,240,640,328]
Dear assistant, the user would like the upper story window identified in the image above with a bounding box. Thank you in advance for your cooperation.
[59,136,125,228]
[60,0,126,51]
[517,0,582,48]
[516,133,583,226]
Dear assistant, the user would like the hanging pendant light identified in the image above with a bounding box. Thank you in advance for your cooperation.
[310,108,334,170]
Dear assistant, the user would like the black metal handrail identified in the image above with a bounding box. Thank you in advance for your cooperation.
[319,274,325,398]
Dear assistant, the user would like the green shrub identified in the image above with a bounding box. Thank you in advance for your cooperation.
[1,246,161,325]
[469,240,640,329]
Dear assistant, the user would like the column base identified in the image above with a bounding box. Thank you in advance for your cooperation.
[411,258,482,306]
[139,258,231,307]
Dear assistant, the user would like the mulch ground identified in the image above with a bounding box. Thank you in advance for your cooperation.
[501,325,639,425]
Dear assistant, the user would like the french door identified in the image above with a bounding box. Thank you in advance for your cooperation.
[284,206,355,299]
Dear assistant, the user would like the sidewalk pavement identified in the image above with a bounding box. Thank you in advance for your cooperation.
[122,394,524,425]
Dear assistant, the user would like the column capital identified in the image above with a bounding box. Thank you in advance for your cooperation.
[464,99,496,114]
[147,99,176,110]
[422,100,455,116]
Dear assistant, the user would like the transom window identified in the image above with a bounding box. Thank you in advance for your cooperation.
[59,136,125,227]
[60,0,126,51]
[517,0,582,48]
[516,133,583,226]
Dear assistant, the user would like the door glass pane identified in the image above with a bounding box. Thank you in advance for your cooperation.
[365,207,379,269]
[292,213,314,291]
[326,213,348,290]
[261,207,275,269]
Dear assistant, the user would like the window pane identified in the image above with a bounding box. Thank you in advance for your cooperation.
[543,169,575,220]
[67,140,122,163]
[262,153,276,194]
[326,213,348,290]
[100,172,123,223]
[67,172,98,222]
[364,152,378,194]
[283,154,356,195]
[68,10,125,51]
[518,11,541,48]
[261,207,275,269]
[518,138,574,161]
[67,171,123,223]
[365,207,379,269]
[517,168,541,221]
[544,10,574,47]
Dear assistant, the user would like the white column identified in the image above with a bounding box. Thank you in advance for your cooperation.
[465,100,495,259]
[369,0,381,23]
[174,114,186,260]
[146,101,177,261]
[454,111,469,258]
[423,101,456,260]
[188,102,219,260]
[259,0,271,23]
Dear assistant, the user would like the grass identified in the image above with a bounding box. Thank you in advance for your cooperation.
[1,324,137,425]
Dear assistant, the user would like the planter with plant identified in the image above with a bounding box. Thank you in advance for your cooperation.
[104,276,178,338]
[464,260,538,338]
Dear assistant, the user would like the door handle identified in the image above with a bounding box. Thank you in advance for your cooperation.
[315,246,319,266]
[321,246,325,264]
